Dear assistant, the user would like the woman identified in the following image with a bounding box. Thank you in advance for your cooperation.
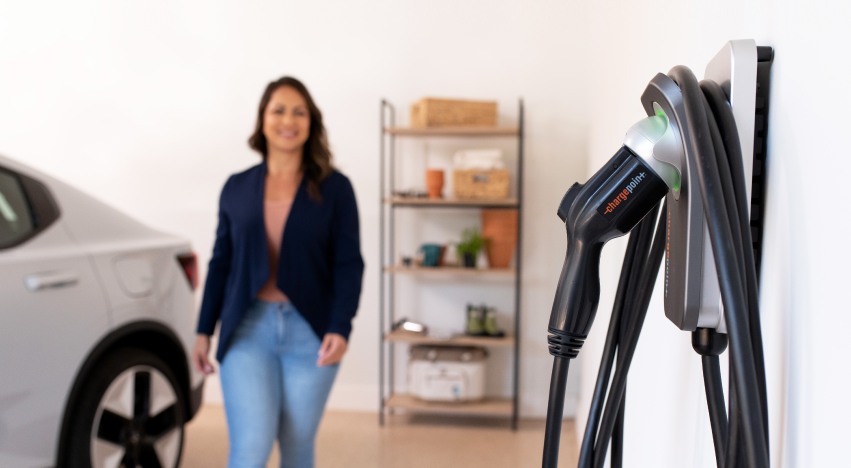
[192,76,364,468]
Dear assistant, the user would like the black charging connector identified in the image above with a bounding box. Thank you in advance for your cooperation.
[543,61,770,468]
[548,148,668,359]
[542,148,669,468]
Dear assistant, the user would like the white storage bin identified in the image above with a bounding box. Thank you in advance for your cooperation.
[408,346,487,402]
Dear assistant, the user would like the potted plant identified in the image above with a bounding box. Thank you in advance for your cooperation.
[456,228,485,268]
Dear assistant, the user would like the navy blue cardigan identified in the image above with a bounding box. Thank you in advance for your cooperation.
[197,162,364,362]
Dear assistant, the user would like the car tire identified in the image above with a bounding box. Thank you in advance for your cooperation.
[65,347,186,468]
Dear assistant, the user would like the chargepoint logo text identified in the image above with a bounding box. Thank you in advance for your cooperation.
[602,172,646,215]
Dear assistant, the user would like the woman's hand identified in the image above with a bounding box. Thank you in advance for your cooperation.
[192,334,216,375]
[317,333,347,366]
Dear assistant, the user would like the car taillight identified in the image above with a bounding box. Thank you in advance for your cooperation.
[177,252,198,290]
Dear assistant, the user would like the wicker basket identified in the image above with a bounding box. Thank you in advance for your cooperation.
[411,98,497,128]
[453,169,510,199]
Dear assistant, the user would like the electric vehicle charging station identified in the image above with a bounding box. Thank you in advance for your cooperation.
[542,40,773,468]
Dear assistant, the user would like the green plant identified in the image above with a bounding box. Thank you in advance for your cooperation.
[456,227,485,257]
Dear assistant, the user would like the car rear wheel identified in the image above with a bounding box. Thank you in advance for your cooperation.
[66,348,186,468]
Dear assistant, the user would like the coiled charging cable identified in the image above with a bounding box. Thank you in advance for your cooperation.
[543,66,769,468]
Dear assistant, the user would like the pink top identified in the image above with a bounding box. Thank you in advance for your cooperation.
[256,199,293,302]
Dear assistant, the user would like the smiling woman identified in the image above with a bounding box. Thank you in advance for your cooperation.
[191,76,364,468]
[248,77,335,202]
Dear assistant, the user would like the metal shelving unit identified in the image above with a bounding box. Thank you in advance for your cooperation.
[379,99,524,430]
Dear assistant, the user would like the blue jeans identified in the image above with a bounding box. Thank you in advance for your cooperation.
[220,300,339,468]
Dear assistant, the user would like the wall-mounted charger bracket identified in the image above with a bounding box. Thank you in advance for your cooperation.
[639,40,765,332]
[695,40,759,333]
[639,73,705,331]
[541,40,775,468]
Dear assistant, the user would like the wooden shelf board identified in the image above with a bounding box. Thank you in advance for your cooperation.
[385,197,519,207]
[384,266,515,276]
[384,394,513,416]
[384,126,519,136]
[384,329,515,347]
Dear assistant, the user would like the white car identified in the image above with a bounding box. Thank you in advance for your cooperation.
[0,154,204,468]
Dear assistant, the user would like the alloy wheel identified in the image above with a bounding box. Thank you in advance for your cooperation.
[90,365,182,468]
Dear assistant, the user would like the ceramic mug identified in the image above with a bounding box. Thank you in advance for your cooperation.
[419,244,443,267]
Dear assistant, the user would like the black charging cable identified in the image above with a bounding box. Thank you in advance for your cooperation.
[699,78,769,468]
[693,328,729,466]
[542,356,571,468]
[608,201,661,468]
[576,203,659,468]
[591,201,666,468]
[593,209,658,468]
[542,66,768,468]
[701,80,769,444]
[669,65,769,468]
[566,71,769,468]
[701,91,748,468]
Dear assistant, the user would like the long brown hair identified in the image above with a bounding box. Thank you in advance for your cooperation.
[248,76,334,201]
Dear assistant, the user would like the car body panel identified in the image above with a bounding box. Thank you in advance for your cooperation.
[0,217,109,466]
[0,154,203,466]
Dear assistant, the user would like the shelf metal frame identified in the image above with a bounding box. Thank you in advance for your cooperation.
[379,99,524,430]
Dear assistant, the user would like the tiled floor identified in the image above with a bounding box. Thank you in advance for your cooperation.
[182,405,579,468]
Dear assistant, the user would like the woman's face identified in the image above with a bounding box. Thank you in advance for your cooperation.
[263,86,311,155]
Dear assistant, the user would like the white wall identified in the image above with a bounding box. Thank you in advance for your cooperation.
[574,1,851,467]
[0,0,591,418]
[1,0,848,466]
